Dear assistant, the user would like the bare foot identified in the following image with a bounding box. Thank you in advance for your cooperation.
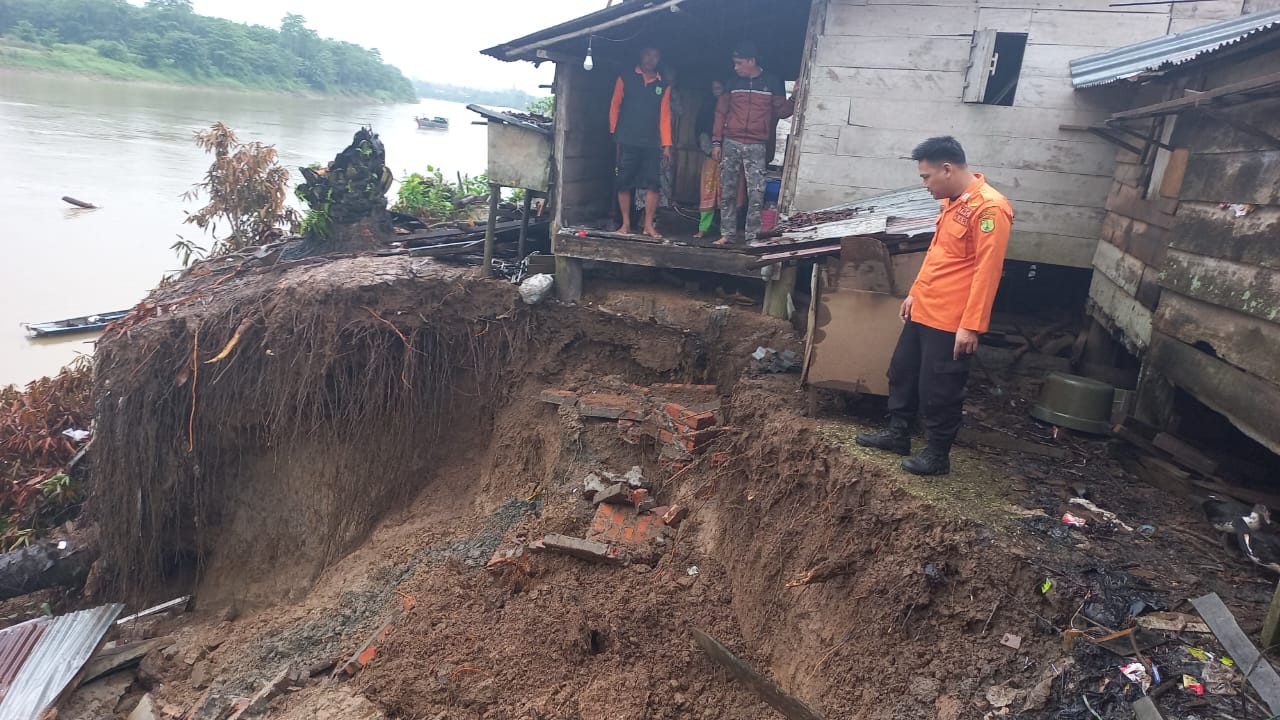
[617,225,632,235]
[643,226,663,239]
[693,231,706,239]
[712,237,733,247]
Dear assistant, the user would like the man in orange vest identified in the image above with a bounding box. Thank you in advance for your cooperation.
[609,47,674,239]
[856,136,1013,475]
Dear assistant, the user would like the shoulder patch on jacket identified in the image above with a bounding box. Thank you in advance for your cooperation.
[979,217,995,232]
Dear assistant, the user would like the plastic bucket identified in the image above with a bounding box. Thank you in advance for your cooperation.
[764,179,781,204]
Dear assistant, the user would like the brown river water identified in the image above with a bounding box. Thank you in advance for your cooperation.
[0,71,489,387]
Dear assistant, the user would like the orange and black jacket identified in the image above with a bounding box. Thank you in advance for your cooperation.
[712,70,793,146]
[609,67,673,149]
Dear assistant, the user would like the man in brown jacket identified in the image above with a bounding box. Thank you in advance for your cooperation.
[711,42,794,247]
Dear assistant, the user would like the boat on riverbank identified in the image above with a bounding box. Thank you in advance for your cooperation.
[415,116,449,130]
[23,310,130,338]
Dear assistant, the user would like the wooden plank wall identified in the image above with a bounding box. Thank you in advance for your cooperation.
[554,63,622,229]
[1135,49,1280,452]
[792,0,1246,268]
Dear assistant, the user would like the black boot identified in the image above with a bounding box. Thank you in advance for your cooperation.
[856,419,911,456]
[902,446,951,476]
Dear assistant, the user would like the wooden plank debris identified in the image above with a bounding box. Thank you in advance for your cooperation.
[1191,592,1280,715]
[1132,696,1164,720]
[692,629,826,720]
[83,637,174,683]
[1152,433,1219,475]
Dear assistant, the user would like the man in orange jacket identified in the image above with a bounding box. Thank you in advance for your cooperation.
[856,136,1013,475]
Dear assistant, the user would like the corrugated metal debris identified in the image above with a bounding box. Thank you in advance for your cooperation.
[1071,8,1280,88]
[774,186,939,242]
[0,603,124,720]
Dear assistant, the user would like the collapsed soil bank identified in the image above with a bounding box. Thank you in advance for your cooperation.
[87,256,788,607]
[86,254,1273,720]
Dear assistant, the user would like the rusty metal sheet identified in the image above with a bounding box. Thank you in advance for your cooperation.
[0,618,50,702]
[0,603,124,720]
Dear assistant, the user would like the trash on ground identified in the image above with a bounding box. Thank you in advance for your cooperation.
[687,566,699,577]
[1068,497,1135,531]
[518,273,554,304]
[751,346,799,373]
[62,428,92,442]
[1202,658,1239,695]
[1000,633,1022,650]
[1119,662,1152,691]
[1061,512,1087,527]
[1182,674,1205,695]
[1190,592,1280,714]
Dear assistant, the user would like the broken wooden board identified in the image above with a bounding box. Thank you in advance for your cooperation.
[1132,696,1164,720]
[1153,433,1219,475]
[83,636,174,684]
[1090,627,1168,656]
[1136,612,1210,634]
[1191,592,1280,715]
[692,628,825,720]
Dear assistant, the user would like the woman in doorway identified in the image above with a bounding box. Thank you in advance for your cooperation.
[694,79,743,238]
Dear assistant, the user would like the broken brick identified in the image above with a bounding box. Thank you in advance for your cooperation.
[577,393,644,420]
[588,504,664,546]
[540,389,578,405]
[658,429,675,443]
[626,488,650,508]
[680,410,718,431]
[535,534,625,564]
[651,383,718,394]
[338,622,394,678]
[664,402,686,420]
[661,505,689,527]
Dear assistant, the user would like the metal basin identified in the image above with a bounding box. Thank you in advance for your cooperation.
[1031,372,1115,435]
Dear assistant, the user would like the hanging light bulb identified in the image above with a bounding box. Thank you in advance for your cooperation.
[583,36,594,71]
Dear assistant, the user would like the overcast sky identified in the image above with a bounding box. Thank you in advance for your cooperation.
[185,0,605,90]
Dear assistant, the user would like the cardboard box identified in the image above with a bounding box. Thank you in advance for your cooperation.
[802,238,927,396]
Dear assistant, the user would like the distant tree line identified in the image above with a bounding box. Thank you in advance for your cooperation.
[0,0,416,100]
[413,79,548,110]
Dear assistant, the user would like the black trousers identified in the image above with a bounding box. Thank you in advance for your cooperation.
[886,321,972,450]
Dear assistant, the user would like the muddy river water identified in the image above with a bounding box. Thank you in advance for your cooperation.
[0,71,489,387]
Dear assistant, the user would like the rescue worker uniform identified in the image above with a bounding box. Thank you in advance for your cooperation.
[712,69,793,244]
[610,67,673,194]
[859,174,1013,474]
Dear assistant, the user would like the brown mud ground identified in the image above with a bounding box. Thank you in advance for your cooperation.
[58,254,1280,719]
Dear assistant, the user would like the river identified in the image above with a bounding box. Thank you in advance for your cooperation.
[0,71,491,387]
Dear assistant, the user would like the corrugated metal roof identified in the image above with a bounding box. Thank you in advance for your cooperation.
[781,187,940,242]
[0,604,123,720]
[482,1,680,62]
[1072,8,1280,88]
[0,619,50,702]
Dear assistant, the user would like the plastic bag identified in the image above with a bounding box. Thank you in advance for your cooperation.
[519,274,555,305]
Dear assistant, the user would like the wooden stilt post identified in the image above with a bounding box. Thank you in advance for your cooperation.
[517,192,533,260]
[1262,580,1280,650]
[763,264,797,319]
[555,256,583,302]
[482,183,500,273]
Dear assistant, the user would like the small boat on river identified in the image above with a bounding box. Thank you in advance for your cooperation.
[415,116,450,130]
[23,310,130,338]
